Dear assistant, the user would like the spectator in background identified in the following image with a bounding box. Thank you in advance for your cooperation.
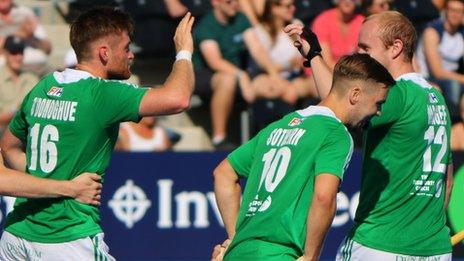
[239,0,265,26]
[164,0,189,18]
[311,0,364,70]
[0,35,37,136]
[193,0,284,149]
[116,117,174,152]
[361,0,391,16]
[451,95,464,150]
[416,0,464,108]
[246,0,317,104]
[0,0,51,75]
[393,0,441,36]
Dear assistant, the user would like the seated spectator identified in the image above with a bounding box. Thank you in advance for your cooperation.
[116,117,175,152]
[394,0,441,36]
[0,0,52,75]
[193,0,284,149]
[416,0,464,108]
[451,95,464,150]
[245,0,317,104]
[0,35,38,135]
[164,0,189,18]
[311,0,364,70]
[361,0,391,16]
[239,0,265,26]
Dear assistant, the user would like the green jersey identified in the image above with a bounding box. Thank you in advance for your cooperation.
[192,12,251,70]
[6,69,148,243]
[350,73,452,255]
[225,106,353,260]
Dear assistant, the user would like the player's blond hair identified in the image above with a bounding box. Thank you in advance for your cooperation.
[364,11,417,63]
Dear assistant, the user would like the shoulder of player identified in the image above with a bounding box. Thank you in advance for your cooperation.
[97,79,142,89]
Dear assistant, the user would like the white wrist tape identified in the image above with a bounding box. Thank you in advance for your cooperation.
[176,50,192,62]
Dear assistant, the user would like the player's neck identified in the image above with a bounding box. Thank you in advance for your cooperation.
[318,95,348,124]
[75,63,108,79]
[388,60,415,80]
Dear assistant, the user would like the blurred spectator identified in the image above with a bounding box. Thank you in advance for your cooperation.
[0,35,38,135]
[394,0,441,36]
[361,0,391,16]
[247,0,317,104]
[311,0,364,69]
[193,0,283,149]
[0,0,51,75]
[416,0,464,108]
[240,0,332,27]
[116,117,175,152]
[293,0,333,25]
[164,0,189,18]
[451,95,464,150]
[239,0,265,26]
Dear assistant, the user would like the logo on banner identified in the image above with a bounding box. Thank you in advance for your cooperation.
[108,180,151,228]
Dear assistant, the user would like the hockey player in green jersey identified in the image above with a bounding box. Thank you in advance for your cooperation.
[285,10,453,261]
[212,53,395,261]
[0,7,195,260]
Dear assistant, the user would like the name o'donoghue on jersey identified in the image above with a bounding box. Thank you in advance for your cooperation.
[30,97,78,122]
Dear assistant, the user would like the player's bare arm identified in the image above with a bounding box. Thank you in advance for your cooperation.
[211,159,241,260]
[283,23,333,99]
[0,128,26,171]
[139,12,195,117]
[0,153,102,205]
[299,174,340,261]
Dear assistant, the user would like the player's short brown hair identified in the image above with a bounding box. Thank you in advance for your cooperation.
[332,53,395,93]
[70,7,134,62]
[364,11,417,63]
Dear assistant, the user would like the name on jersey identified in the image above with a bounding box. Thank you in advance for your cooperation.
[266,128,306,147]
[30,97,78,122]
[427,105,447,125]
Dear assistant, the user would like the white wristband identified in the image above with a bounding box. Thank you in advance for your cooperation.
[176,50,192,62]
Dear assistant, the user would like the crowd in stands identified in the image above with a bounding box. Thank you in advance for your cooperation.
[0,0,464,151]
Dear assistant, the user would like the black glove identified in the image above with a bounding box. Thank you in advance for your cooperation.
[301,28,322,68]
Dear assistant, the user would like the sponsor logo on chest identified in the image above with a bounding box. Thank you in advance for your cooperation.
[47,87,63,97]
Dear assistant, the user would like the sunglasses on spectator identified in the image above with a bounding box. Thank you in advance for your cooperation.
[375,1,390,8]
[275,2,295,9]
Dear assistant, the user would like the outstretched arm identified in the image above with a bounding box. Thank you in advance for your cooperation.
[284,23,334,99]
[0,153,102,205]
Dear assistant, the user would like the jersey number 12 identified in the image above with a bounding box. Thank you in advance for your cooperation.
[423,125,447,173]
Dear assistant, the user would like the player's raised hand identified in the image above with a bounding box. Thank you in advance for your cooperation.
[284,24,322,67]
[284,23,309,57]
[71,173,102,206]
[173,12,195,53]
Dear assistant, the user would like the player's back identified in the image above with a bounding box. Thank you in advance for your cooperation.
[351,73,452,255]
[5,69,147,243]
[225,106,353,260]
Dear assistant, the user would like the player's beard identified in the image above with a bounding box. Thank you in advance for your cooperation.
[108,60,132,80]
[108,67,131,80]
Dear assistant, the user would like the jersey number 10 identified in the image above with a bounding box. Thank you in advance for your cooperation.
[29,123,59,173]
